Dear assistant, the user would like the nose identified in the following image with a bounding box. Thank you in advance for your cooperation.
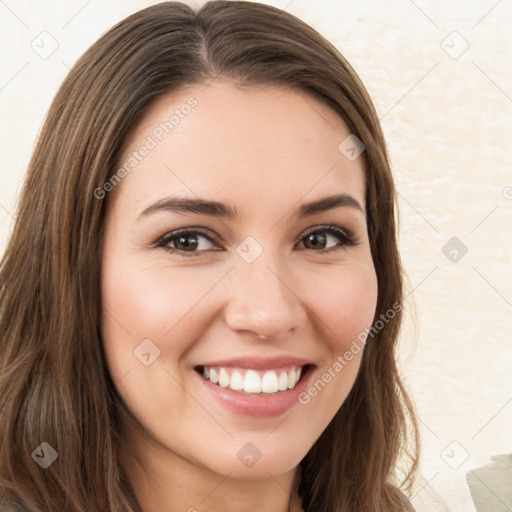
[222,249,307,340]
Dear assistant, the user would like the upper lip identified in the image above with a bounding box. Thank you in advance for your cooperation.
[196,356,314,370]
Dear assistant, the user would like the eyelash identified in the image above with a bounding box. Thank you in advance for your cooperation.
[152,225,359,258]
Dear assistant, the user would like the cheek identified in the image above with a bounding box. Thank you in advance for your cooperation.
[294,262,378,433]
[100,253,223,377]
[309,263,378,354]
[99,257,214,423]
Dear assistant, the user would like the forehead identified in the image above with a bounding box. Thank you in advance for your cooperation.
[112,80,366,217]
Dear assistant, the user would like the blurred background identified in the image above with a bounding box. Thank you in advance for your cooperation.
[0,1,511,510]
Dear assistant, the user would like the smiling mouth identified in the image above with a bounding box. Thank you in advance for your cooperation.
[194,364,313,395]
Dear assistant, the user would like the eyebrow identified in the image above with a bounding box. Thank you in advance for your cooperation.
[137,193,364,221]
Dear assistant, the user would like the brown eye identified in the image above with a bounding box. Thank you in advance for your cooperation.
[155,228,218,257]
[297,226,357,253]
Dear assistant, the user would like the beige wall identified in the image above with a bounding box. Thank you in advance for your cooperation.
[1,1,511,510]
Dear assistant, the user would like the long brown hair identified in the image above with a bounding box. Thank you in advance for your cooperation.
[0,2,419,511]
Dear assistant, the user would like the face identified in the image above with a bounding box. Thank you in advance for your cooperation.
[100,80,378,481]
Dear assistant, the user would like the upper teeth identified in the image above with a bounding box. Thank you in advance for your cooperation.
[203,366,302,394]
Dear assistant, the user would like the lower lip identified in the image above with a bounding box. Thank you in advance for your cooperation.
[194,366,314,417]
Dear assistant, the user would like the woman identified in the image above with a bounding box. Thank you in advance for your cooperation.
[0,1,419,511]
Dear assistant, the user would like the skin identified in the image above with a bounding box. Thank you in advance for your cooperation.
[100,79,378,512]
